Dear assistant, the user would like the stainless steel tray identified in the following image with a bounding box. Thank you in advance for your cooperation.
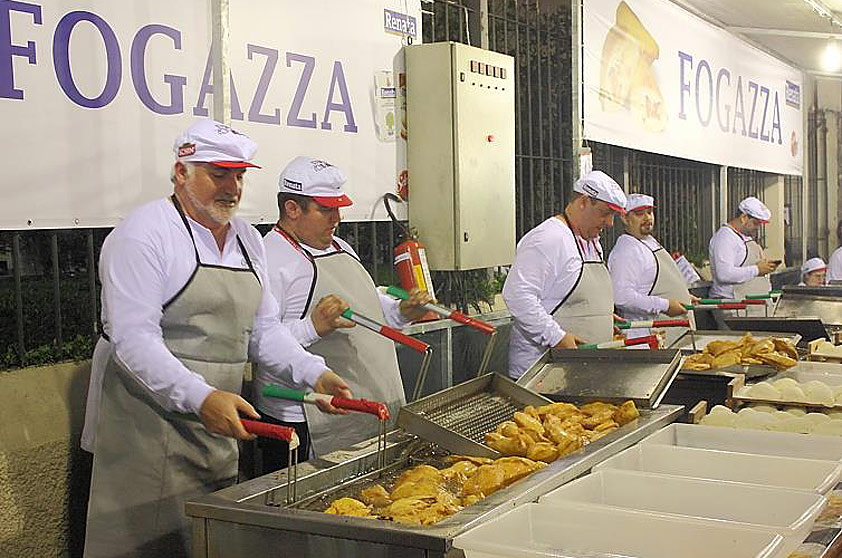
[774,286,842,327]
[725,316,831,347]
[668,330,801,380]
[516,349,682,409]
[397,373,553,458]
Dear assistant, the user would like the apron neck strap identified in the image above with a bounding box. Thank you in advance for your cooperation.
[171,194,201,264]
[274,224,342,261]
[561,212,601,260]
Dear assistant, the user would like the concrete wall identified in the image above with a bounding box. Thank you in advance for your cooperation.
[0,361,92,558]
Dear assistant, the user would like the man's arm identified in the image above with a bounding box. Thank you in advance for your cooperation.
[709,233,757,285]
[502,244,566,348]
[608,241,669,316]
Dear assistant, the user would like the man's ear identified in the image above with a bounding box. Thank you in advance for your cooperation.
[284,199,302,219]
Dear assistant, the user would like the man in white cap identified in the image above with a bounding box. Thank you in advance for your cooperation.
[254,156,431,473]
[608,193,693,340]
[828,223,842,283]
[503,170,627,379]
[708,196,779,322]
[799,257,827,286]
[81,121,350,558]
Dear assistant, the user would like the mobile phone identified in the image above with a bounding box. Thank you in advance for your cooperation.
[771,259,782,265]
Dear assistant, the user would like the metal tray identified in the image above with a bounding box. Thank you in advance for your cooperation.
[396,373,553,458]
[668,329,802,380]
[725,316,830,347]
[774,286,842,327]
[516,349,682,409]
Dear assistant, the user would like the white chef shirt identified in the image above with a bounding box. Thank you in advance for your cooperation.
[82,198,327,452]
[828,247,842,283]
[708,224,758,299]
[502,217,603,378]
[608,234,670,320]
[256,228,409,422]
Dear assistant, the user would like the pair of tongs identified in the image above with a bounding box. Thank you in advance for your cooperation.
[578,334,659,350]
[261,385,390,420]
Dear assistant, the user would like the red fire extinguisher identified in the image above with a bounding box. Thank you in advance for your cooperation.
[385,193,438,321]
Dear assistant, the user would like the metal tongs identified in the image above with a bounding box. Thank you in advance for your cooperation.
[338,306,433,402]
[385,285,499,377]
[262,385,391,471]
[615,318,691,330]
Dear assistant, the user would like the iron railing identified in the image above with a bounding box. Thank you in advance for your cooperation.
[784,175,804,266]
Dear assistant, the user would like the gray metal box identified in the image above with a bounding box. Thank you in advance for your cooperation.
[406,42,515,270]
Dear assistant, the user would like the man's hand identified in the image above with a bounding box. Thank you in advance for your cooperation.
[554,332,584,349]
[199,390,260,440]
[311,295,355,337]
[313,370,353,414]
[665,299,688,316]
[756,259,779,276]
[398,288,433,322]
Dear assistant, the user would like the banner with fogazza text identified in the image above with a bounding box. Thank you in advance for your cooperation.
[583,0,803,176]
[0,0,420,228]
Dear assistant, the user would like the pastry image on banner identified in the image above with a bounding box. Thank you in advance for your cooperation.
[599,1,667,132]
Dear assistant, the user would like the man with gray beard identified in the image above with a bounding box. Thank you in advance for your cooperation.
[81,119,351,558]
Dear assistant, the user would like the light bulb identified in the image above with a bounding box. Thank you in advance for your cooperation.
[822,40,842,72]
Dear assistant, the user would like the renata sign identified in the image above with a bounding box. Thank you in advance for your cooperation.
[0,0,420,229]
[583,0,803,176]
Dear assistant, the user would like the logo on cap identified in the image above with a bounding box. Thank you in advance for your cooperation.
[283,178,303,191]
[311,159,333,172]
[214,123,232,135]
[582,184,599,197]
[178,143,196,157]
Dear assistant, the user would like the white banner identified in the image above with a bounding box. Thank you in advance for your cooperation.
[0,0,420,229]
[583,0,804,176]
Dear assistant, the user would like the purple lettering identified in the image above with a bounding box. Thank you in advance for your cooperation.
[0,0,41,100]
[285,52,316,128]
[715,68,730,133]
[192,46,243,120]
[758,85,770,142]
[53,11,121,108]
[321,61,357,132]
[694,59,712,127]
[246,44,280,125]
[747,81,759,139]
[771,92,782,144]
[732,76,746,136]
[131,24,186,115]
[678,51,692,120]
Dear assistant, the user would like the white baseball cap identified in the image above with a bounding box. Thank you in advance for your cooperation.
[626,193,655,213]
[173,119,260,168]
[573,171,627,214]
[738,196,771,223]
[279,156,353,208]
[801,257,827,277]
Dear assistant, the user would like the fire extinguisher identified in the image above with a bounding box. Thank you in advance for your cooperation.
[384,193,438,321]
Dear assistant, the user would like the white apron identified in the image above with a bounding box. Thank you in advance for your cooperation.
[550,238,615,344]
[84,197,262,558]
[277,230,405,457]
[715,226,771,319]
[625,237,693,340]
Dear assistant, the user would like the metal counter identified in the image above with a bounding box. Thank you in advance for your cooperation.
[774,286,842,328]
[186,405,682,558]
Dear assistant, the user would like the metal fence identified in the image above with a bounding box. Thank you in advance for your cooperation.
[591,142,719,263]
[784,175,804,266]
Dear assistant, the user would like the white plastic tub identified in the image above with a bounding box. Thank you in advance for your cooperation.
[592,443,842,494]
[453,501,783,558]
[539,469,825,557]
[641,423,842,461]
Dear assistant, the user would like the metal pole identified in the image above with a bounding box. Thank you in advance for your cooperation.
[12,232,24,364]
[211,0,231,124]
[571,0,583,181]
[51,232,63,345]
[87,229,97,335]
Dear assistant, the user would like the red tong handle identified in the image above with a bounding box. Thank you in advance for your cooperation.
[449,311,496,335]
[332,397,391,420]
[241,419,296,442]
[380,325,430,353]
[651,319,690,328]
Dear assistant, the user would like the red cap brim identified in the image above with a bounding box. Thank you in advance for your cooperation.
[210,160,261,169]
[605,201,626,215]
[313,194,353,208]
[629,205,654,212]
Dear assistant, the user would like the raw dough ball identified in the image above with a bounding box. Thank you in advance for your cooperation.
[746,382,781,400]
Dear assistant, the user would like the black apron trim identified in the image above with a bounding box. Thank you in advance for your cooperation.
[725,224,751,266]
[629,234,663,296]
[164,194,260,310]
[551,215,594,315]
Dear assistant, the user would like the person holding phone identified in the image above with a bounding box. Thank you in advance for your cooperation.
[708,196,778,323]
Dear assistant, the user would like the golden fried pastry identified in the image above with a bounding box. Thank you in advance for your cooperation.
[325,497,373,518]
[711,350,741,369]
[383,497,430,525]
[461,494,482,507]
[359,484,391,507]
[582,410,615,429]
[390,479,442,500]
[496,420,520,438]
[579,402,617,416]
[593,420,619,432]
[757,352,797,370]
[772,338,799,360]
[613,401,640,426]
[394,465,442,487]
[536,402,580,420]
[513,411,545,435]
[444,455,494,466]
[523,405,541,420]
[462,464,507,498]
[495,457,546,486]
[441,460,478,481]
[706,340,740,356]
[484,432,530,456]
[748,338,775,355]
[740,357,764,365]
[527,442,559,462]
